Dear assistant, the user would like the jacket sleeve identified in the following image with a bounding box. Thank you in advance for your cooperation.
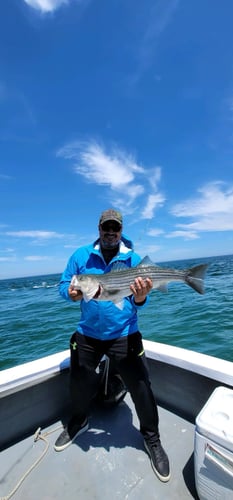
[129,294,149,309]
[59,252,80,301]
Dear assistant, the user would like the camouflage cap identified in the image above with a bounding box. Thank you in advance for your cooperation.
[99,209,123,226]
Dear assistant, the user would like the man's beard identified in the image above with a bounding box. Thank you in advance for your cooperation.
[101,237,120,249]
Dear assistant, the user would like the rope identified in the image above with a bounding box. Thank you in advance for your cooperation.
[0,425,62,500]
[1,357,111,499]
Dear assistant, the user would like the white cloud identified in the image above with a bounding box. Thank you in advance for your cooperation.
[0,256,16,262]
[147,228,165,237]
[142,193,166,219]
[171,181,233,233]
[58,140,145,188]
[58,139,166,215]
[171,181,233,217]
[24,255,51,261]
[125,184,145,202]
[142,0,179,50]
[23,0,68,13]
[6,230,64,239]
[177,214,233,232]
[148,167,162,189]
[166,230,199,240]
[81,143,144,187]
[128,0,180,84]
[0,82,36,137]
[0,174,13,180]
[64,244,78,248]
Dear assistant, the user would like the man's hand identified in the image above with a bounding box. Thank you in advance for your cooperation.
[130,277,153,304]
[68,287,83,302]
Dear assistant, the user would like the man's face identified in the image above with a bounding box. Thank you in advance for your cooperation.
[99,220,122,249]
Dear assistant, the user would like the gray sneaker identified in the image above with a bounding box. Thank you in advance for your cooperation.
[144,438,171,482]
[54,417,89,452]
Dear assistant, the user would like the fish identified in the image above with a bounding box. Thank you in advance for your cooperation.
[70,256,208,308]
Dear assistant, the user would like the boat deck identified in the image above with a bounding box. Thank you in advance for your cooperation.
[0,393,198,499]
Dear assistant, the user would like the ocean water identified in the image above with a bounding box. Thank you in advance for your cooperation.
[0,254,233,371]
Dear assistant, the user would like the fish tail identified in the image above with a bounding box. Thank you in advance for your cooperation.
[185,264,208,294]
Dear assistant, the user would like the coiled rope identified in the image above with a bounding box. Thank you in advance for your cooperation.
[0,425,62,500]
[1,358,111,500]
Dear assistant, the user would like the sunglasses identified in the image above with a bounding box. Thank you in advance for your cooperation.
[101,222,122,232]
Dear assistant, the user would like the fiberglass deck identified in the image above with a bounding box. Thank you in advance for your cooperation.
[0,393,198,500]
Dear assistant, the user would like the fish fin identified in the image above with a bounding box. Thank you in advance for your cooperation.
[137,256,155,267]
[83,284,100,301]
[185,264,208,294]
[111,261,129,271]
[82,293,91,302]
[111,255,156,272]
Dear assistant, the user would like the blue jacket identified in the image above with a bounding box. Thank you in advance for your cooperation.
[59,235,149,340]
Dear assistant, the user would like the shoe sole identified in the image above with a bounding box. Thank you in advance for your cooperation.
[54,421,89,452]
[144,441,171,483]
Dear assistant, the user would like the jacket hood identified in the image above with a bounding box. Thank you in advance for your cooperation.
[121,234,134,250]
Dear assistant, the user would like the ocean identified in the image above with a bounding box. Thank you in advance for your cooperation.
[0,254,233,371]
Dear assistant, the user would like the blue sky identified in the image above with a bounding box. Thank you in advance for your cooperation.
[1,0,233,279]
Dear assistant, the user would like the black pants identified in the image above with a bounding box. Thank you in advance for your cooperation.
[69,331,159,441]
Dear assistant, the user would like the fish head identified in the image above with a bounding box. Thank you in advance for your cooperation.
[71,274,100,302]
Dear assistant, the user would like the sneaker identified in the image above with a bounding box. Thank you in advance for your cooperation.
[54,417,89,452]
[144,438,171,482]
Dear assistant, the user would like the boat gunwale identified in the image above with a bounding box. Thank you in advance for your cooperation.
[1,340,232,397]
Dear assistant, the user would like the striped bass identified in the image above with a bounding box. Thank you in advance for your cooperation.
[70,256,208,307]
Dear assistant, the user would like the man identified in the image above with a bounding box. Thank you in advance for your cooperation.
[54,209,170,482]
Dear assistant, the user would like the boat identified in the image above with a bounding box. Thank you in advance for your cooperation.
[1,340,233,499]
